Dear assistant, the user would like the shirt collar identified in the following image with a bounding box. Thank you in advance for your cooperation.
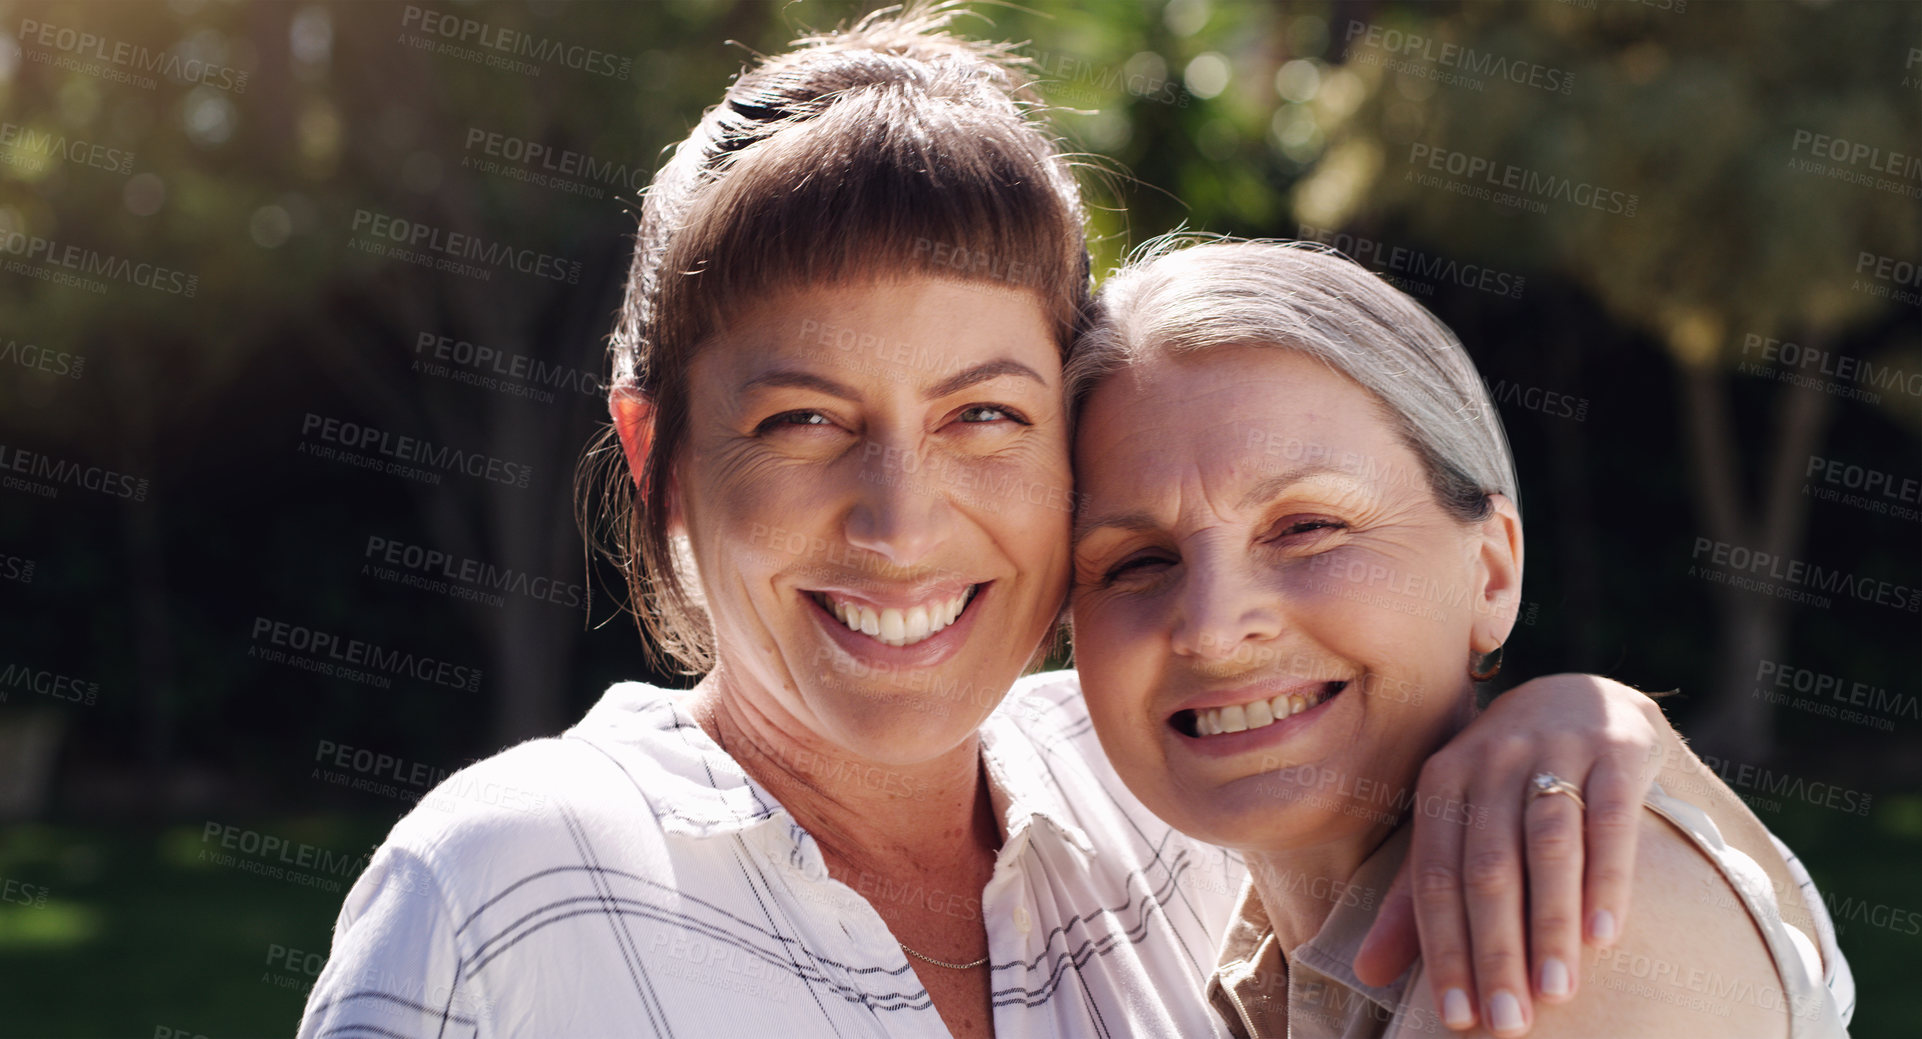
[1207,825,1416,1039]
[565,680,1097,865]
[978,693,1099,862]
[564,681,788,840]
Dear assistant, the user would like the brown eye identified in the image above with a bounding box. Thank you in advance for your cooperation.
[1267,518,1346,543]
[1100,553,1173,586]
[755,410,833,434]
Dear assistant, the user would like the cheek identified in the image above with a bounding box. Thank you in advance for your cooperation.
[1289,546,1472,642]
[1072,597,1165,711]
[1281,564,1472,727]
[1299,587,1467,763]
[1072,607,1168,782]
[1071,592,1159,656]
[955,442,1075,589]
[989,480,1072,569]
[980,437,1073,510]
[686,454,840,567]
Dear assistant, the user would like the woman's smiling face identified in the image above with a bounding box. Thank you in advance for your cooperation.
[1068,345,1520,852]
[674,276,1074,764]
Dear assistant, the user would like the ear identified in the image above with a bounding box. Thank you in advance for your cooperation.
[610,385,686,536]
[609,385,656,494]
[1470,493,1524,654]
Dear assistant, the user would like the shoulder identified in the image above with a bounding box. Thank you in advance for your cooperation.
[1395,807,1797,1039]
[1525,808,1793,1039]
[998,667,1091,729]
[987,669,1117,797]
[340,738,644,927]
[1656,753,1832,973]
[303,741,614,1037]
[371,682,707,896]
[385,736,631,856]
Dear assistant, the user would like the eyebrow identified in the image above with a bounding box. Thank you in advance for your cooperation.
[740,358,1049,403]
[1234,464,1352,511]
[925,359,1050,400]
[1072,463,1356,545]
[1072,509,1159,545]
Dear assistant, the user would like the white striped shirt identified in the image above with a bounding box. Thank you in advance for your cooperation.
[296,671,1854,1038]
[297,672,1246,1038]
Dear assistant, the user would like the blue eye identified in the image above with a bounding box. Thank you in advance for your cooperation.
[957,405,1027,424]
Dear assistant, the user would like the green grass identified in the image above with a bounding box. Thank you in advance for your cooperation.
[1752,792,1922,1039]
[0,817,392,1039]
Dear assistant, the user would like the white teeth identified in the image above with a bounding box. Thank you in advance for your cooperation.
[1194,685,1337,737]
[1218,704,1247,733]
[818,587,974,648]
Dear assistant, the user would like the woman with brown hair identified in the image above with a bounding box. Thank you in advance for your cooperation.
[296,9,1810,1038]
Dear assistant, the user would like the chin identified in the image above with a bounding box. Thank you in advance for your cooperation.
[1129,754,1361,852]
[801,670,1005,763]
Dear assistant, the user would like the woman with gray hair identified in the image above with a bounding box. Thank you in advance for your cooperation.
[1068,239,1854,1037]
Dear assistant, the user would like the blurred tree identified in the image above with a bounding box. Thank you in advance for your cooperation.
[0,0,871,787]
[1291,0,1922,759]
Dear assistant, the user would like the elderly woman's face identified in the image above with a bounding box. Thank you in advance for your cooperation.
[1070,346,1515,852]
[676,276,1073,763]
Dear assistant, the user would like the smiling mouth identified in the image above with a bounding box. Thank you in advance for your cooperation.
[808,585,981,648]
[1173,681,1349,738]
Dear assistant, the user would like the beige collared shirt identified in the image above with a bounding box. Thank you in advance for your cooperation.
[1206,826,1449,1039]
[1205,786,1855,1039]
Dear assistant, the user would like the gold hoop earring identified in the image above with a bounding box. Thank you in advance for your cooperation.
[1469,645,1504,681]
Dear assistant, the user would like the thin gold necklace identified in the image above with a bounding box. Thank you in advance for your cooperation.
[899,942,989,970]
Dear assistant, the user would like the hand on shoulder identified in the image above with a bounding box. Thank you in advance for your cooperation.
[1403,807,1797,1039]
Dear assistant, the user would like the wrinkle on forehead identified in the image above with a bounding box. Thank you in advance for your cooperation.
[1074,349,1429,544]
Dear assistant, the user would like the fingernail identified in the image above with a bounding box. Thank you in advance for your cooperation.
[1540,956,1571,997]
[1590,908,1618,943]
[1442,987,1474,1029]
[1489,990,1524,1034]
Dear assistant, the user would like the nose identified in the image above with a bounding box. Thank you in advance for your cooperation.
[843,436,956,568]
[1167,541,1285,662]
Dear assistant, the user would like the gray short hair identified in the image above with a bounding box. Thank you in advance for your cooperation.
[1068,237,1518,523]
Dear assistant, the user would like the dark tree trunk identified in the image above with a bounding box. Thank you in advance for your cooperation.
[1679,343,1833,762]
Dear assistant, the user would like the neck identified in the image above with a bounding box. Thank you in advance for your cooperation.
[1249,699,1477,956]
[688,667,1003,874]
[1245,823,1394,957]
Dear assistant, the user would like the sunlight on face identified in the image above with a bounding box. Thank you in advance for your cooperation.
[1070,346,1507,853]
[676,277,1073,765]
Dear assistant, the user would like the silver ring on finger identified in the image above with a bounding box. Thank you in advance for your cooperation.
[1526,771,1586,812]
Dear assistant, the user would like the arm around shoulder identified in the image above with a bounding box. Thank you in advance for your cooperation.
[1527,809,1791,1039]
[1393,807,1798,1039]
